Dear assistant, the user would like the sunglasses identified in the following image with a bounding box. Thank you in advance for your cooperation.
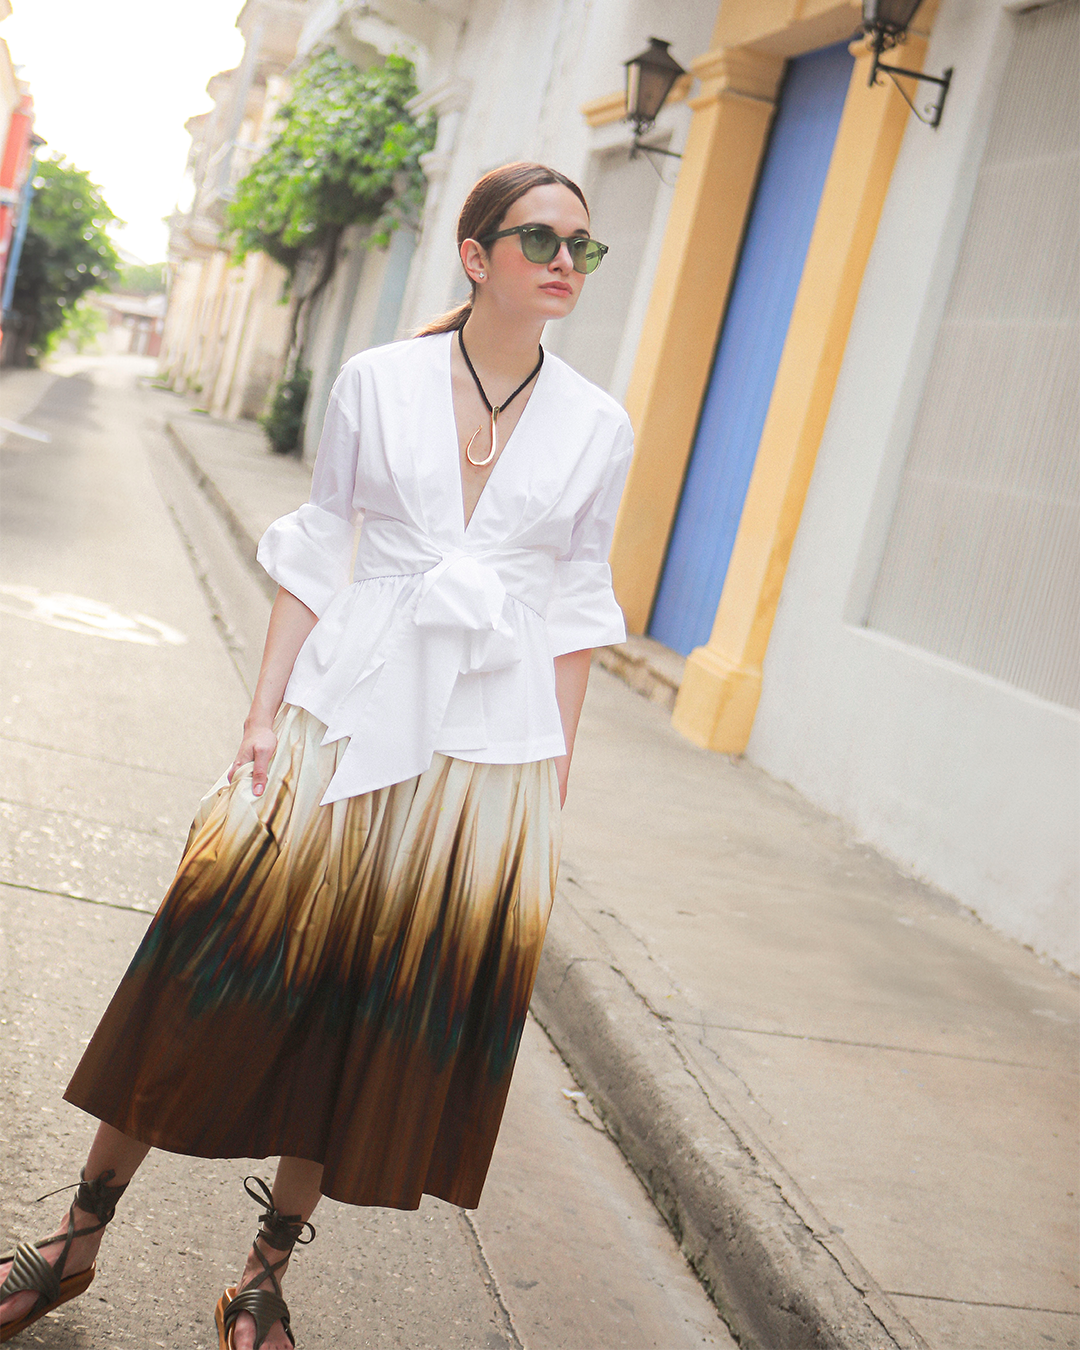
[480,224,609,274]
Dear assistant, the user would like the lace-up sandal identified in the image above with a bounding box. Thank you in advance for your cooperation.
[215,1177,316,1350]
[0,1168,128,1344]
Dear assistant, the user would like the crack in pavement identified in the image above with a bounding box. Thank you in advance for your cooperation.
[885,1292,1079,1314]
[456,1210,525,1350]
[0,794,189,842]
[0,731,209,784]
[0,878,156,916]
[680,1019,1072,1072]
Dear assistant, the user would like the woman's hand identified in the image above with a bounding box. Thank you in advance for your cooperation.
[554,755,571,808]
[228,588,319,799]
[228,724,278,798]
[552,648,592,809]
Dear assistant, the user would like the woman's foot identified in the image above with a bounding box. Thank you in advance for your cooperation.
[222,1239,295,1350]
[0,1202,105,1331]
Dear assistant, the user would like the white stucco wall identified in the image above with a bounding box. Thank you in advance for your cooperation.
[392,0,712,389]
[747,0,1080,970]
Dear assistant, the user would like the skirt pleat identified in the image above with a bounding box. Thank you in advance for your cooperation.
[63,705,561,1210]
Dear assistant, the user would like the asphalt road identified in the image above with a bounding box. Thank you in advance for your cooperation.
[0,356,732,1350]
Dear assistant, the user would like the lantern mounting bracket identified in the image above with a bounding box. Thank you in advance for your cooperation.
[629,138,682,163]
[868,44,952,127]
[861,3,953,129]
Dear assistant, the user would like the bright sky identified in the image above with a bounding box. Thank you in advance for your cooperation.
[3,0,246,262]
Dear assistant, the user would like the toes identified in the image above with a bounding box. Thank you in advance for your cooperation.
[1,1290,36,1326]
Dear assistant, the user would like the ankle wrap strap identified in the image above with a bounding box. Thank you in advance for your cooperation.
[73,1168,128,1227]
[243,1176,316,1253]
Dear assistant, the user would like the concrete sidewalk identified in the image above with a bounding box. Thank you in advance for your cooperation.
[163,405,1079,1350]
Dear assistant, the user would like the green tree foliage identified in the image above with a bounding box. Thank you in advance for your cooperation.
[262,365,311,454]
[7,156,120,363]
[117,261,167,294]
[226,51,434,275]
[43,294,107,356]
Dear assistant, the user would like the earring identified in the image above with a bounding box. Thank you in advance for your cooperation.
[478,271,485,279]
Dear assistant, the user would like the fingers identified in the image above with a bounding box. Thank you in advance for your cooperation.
[251,739,274,797]
[225,735,275,792]
[226,742,253,785]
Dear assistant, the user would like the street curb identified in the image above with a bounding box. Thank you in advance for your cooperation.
[165,415,924,1350]
[165,418,278,601]
[531,892,926,1350]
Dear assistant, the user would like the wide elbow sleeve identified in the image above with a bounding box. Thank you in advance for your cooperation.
[545,433,633,658]
[258,503,356,618]
[546,559,626,657]
[257,367,362,616]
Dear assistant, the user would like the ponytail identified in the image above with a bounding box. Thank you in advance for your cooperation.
[414,298,472,337]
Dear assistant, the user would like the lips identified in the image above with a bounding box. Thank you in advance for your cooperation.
[540,282,573,297]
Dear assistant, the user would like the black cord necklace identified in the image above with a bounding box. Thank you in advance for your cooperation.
[458,328,544,467]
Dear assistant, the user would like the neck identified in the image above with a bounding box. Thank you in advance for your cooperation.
[461,304,543,378]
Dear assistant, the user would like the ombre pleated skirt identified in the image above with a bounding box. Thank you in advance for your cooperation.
[64,705,561,1210]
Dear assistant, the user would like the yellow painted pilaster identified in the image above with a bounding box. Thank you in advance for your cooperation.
[609,46,785,634]
[672,34,928,752]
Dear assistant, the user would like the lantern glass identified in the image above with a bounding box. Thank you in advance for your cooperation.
[624,38,685,129]
[862,0,922,32]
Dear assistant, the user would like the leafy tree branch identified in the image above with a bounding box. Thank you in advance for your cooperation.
[3,156,120,365]
[226,51,434,280]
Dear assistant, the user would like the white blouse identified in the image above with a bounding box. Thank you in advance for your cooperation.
[257,331,633,805]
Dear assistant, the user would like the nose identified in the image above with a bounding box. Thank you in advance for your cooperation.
[549,242,574,273]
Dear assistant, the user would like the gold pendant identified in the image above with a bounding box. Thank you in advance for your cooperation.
[465,407,499,467]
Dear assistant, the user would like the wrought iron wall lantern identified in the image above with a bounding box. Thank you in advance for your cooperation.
[624,38,686,162]
[862,0,952,128]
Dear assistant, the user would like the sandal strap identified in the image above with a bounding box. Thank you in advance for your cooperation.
[0,1241,60,1309]
[242,1177,315,1253]
[73,1168,128,1227]
[0,1167,127,1306]
[223,1286,295,1349]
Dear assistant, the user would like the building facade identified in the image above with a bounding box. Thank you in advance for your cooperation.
[93,290,167,357]
[159,0,306,418]
[738,0,1078,969]
[0,0,37,317]
[608,0,1077,969]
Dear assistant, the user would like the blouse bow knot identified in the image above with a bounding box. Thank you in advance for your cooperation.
[414,550,519,674]
[297,535,550,801]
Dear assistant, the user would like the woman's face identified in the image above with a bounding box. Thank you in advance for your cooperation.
[466,183,591,323]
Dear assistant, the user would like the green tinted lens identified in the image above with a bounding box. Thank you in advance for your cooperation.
[572,239,605,274]
[513,227,606,273]
[519,226,560,264]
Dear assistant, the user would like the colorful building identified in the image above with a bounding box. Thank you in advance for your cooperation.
[160,0,306,417]
[607,0,1077,969]
[92,289,167,357]
[0,0,37,315]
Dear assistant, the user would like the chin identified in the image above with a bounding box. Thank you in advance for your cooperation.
[537,292,577,317]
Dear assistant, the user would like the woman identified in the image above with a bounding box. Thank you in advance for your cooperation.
[0,161,632,1350]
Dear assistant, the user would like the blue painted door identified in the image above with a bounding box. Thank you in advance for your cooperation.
[649,41,855,655]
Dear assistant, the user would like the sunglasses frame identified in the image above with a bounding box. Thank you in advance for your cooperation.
[478,224,609,274]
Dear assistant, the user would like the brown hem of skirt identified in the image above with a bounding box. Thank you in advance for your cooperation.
[60,1099,486,1211]
[62,707,560,1213]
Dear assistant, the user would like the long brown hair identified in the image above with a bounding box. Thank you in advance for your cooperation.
[415,162,589,336]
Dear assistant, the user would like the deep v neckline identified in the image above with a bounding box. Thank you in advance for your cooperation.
[444,330,544,535]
